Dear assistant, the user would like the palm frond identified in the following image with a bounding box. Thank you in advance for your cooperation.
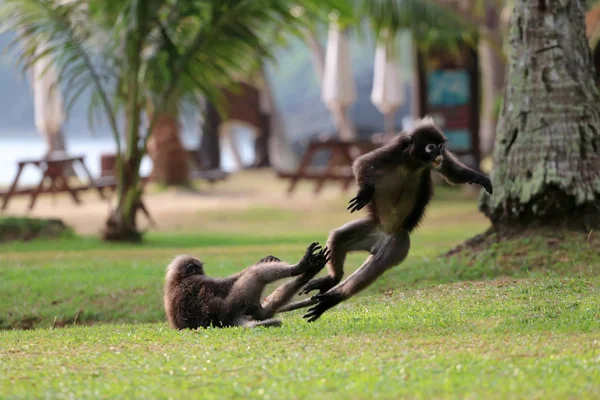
[139,0,351,155]
[354,0,481,53]
[0,0,122,152]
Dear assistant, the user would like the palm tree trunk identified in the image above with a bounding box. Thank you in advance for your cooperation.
[146,113,190,185]
[480,0,600,231]
[252,112,271,167]
[44,129,76,177]
[198,101,222,170]
[103,36,146,242]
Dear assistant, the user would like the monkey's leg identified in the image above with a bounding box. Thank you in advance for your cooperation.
[226,243,326,320]
[304,230,410,322]
[224,260,304,317]
[256,268,322,319]
[301,217,378,295]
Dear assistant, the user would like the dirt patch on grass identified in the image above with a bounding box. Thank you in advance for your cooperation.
[3,310,103,331]
[0,217,73,243]
[4,315,41,330]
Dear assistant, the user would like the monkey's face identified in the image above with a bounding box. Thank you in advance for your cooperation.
[167,255,205,282]
[181,258,204,278]
[409,128,447,169]
[423,142,445,169]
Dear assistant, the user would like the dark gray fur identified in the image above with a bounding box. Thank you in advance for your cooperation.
[288,117,493,322]
[164,243,330,329]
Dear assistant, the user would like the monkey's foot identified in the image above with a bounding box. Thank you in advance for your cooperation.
[298,276,337,296]
[303,247,331,275]
[303,291,345,322]
[295,243,330,275]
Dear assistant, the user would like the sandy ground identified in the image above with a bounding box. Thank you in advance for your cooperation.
[0,170,355,235]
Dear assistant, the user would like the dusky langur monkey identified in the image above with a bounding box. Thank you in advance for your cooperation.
[163,243,330,329]
[291,117,493,321]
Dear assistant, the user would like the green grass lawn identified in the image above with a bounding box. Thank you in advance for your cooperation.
[2,278,599,399]
[1,188,599,399]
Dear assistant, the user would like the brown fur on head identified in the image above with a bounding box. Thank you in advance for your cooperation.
[165,255,205,284]
[163,255,208,330]
[407,116,448,169]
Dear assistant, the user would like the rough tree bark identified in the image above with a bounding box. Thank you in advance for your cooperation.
[198,101,222,170]
[102,34,146,242]
[146,113,190,185]
[252,112,271,168]
[252,71,275,168]
[480,0,600,231]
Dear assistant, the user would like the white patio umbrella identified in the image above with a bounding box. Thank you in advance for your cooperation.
[370,37,405,135]
[32,41,67,156]
[321,22,356,141]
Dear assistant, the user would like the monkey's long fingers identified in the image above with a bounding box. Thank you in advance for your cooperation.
[321,248,332,264]
[298,282,319,296]
[472,176,493,194]
[303,294,337,322]
[347,197,359,210]
[348,198,365,213]
[298,277,332,296]
[483,179,493,194]
[302,306,324,322]
[351,202,367,213]
[305,242,322,257]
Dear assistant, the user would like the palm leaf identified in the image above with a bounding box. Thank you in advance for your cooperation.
[0,0,122,153]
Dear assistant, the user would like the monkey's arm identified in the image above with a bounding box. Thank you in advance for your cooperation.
[435,149,493,194]
[348,135,413,213]
[224,255,283,285]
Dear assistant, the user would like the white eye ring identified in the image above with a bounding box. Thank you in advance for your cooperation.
[425,144,436,153]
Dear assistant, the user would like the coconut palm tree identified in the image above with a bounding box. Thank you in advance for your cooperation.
[361,0,600,232]
[479,0,600,232]
[0,0,351,241]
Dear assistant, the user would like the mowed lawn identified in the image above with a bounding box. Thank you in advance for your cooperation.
[1,181,599,399]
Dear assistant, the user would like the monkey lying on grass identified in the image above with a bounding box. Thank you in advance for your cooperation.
[164,243,330,329]
[283,117,494,322]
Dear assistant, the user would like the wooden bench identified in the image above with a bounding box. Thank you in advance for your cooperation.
[277,138,380,195]
[1,154,105,211]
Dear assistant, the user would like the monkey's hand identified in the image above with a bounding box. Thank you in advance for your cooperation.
[303,291,345,322]
[466,172,493,194]
[347,185,375,213]
[293,242,328,276]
